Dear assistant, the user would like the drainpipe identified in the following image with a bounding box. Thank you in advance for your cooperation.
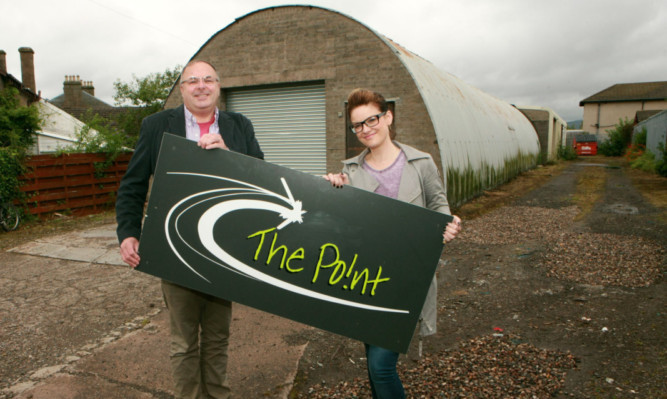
[595,103,601,134]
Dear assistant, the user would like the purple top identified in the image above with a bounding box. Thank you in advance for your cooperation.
[362,150,407,199]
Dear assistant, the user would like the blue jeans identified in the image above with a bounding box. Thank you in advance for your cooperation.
[364,344,406,399]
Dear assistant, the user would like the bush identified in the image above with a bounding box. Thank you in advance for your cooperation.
[557,145,578,161]
[58,110,135,177]
[0,147,26,201]
[625,143,645,163]
[68,110,134,155]
[599,118,634,156]
[658,161,667,177]
[630,150,656,173]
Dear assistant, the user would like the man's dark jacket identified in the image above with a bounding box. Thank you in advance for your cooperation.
[115,105,264,244]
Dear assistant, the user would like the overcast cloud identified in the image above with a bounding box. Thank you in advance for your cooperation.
[2,0,665,122]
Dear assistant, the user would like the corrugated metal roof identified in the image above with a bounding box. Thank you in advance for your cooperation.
[378,37,540,182]
[580,81,667,105]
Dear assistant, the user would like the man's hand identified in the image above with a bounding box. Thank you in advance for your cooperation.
[120,237,141,268]
[198,133,228,150]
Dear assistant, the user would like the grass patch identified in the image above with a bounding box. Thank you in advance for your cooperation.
[571,165,607,221]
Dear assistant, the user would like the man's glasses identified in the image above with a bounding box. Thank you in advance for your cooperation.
[180,75,219,87]
[350,112,386,134]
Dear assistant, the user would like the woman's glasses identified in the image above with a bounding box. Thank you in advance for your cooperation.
[350,112,386,134]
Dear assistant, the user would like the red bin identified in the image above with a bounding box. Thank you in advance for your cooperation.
[573,134,598,156]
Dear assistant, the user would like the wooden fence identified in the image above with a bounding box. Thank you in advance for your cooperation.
[19,153,133,217]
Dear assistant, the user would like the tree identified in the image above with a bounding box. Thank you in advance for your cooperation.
[112,65,182,142]
[0,87,40,202]
[71,109,130,155]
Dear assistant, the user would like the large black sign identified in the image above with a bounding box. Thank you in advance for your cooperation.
[138,134,452,353]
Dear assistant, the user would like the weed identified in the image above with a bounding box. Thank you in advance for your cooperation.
[630,150,656,173]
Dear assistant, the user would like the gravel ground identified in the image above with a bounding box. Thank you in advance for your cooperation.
[460,205,664,288]
[299,333,577,399]
[458,206,581,247]
[543,232,663,288]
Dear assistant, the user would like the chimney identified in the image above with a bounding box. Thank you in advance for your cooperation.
[63,75,83,108]
[19,47,36,92]
[82,80,95,97]
[0,50,6,75]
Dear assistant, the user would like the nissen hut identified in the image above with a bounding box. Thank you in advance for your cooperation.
[165,5,540,207]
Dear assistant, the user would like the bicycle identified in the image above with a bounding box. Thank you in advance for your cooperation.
[0,198,20,232]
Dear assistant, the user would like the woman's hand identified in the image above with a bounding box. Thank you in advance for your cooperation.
[324,172,349,188]
[443,215,462,243]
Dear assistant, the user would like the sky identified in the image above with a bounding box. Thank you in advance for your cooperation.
[2,0,666,123]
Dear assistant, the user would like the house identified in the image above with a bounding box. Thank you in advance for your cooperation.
[517,106,567,163]
[48,75,118,121]
[32,98,95,153]
[580,81,667,140]
[1,47,98,154]
[0,47,40,106]
[164,5,541,206]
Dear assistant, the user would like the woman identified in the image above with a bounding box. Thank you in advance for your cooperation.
[325,88,462,398]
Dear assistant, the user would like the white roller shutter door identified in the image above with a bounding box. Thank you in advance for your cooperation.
[226,84,326,175]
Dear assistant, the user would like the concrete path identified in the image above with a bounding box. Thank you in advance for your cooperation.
[2,224,310,399]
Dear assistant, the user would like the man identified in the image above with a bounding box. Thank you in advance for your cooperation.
[116,60,263,399]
